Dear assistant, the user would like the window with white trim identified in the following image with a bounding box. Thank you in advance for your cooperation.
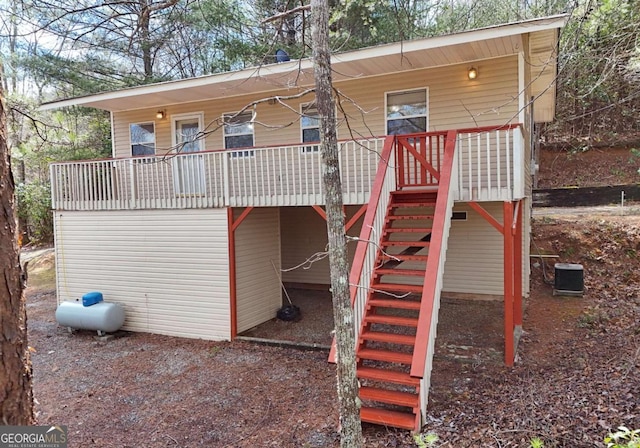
[301,103,320,153]
[130,123,156,156]
[386,89,428,135]
[224,111,254,157]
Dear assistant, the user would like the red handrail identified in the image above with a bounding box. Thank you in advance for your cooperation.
[328,135,395,363]
[410,130,458,378]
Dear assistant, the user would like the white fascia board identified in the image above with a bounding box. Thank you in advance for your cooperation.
[332,14,568,64]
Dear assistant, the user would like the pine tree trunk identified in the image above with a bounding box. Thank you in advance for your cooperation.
[0,77,33,425]
[310,1,363,446]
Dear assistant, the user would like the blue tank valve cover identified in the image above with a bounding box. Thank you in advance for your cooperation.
[82,291,103,307]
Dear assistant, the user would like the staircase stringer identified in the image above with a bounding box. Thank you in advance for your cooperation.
[410,131,459,429]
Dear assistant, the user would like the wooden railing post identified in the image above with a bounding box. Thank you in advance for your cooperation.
[128,159,136,208]
[503,200,515,366]
[512,126,525,200]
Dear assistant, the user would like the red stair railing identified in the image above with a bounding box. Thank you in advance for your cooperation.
[410,130,458,383]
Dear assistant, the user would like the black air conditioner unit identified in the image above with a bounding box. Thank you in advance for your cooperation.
[553,263,584,296]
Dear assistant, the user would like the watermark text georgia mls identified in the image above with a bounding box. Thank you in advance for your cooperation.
[0,425,67,448]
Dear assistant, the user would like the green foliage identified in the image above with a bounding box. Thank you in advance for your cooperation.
[530,437,545,448]
[15,181,53,244]
[414,432,438,447]
[605,427,640,448]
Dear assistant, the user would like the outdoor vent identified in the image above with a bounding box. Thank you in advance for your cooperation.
[451,211,467,221]
[553,263,584,296]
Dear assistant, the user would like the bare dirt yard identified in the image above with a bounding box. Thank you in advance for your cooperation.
[25,147,639,447]
[537,146,639,188]
[26,213,640,448]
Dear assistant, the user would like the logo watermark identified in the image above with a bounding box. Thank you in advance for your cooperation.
[0,426,67,448]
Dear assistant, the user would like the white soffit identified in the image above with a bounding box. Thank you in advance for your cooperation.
[40,14,568,112]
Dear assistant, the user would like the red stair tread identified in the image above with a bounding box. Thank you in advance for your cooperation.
[375,268,425,276]
[380,241,430,247]
[372,283,423,293]
[390,202,436,208]
[368,298,421,310]
[385,228,432,233]
[365,314,419,327]
[358,348,413,364]
[381,254,429,262]
[387,215,434,220]
[357,366,420,386]
[360,406,416,430]
[360,386,419,407]
[361,331,416,345]
[391,189,438,197]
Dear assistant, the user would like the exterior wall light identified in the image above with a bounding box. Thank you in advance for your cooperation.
[468,67,478,80]
[156,110,166,119]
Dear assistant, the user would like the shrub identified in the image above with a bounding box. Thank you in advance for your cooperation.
[16,181,53,244]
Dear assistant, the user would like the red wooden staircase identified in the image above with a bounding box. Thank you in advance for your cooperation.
[356,189,439,430]
[329,130,458,432]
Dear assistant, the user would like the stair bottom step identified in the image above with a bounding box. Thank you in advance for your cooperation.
[361,406,416,430]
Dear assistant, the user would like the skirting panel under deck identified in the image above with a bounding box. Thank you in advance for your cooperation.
[54,209,231,340]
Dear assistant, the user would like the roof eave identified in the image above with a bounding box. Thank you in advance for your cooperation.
[39,14,568,112]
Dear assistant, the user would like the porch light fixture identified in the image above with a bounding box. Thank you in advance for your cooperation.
[467,67,478,80]
[156,110,166,119]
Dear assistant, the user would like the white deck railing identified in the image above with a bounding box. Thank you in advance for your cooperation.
[351,140,397,345]
[50,126,525,211]
[454,124,525,201]
[50,139,385,210]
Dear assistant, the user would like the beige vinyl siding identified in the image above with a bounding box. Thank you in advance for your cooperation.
[280,206,364,285]
[339,56,519,134]
[280,207,329,284]
[443,202,505,295]
[54,209,230,340]
[111,56,520,158]
[234,207,282,333]
[443,201,529,296]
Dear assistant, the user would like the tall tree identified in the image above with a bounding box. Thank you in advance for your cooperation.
[548,0,640,143]
[0,70,33,426]
[311,0,363,446]
[28,0,183,84]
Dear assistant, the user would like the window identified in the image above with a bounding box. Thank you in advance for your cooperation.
[130,123,155,156]
[301,103,320,153]
[172,113,204,153]
[224,111,254,157]
[386,89,428,135]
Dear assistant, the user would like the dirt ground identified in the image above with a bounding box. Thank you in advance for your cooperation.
[537,146,639,188]
[26,212,640,447]
[25,148,640,447]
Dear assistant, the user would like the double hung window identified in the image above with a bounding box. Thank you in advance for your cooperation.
[224,111,254,157]
[301,103,320,153]
[386,89,428,135]
[130,123,156,156]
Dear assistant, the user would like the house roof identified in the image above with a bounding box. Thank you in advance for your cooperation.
[40,14,567,122]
